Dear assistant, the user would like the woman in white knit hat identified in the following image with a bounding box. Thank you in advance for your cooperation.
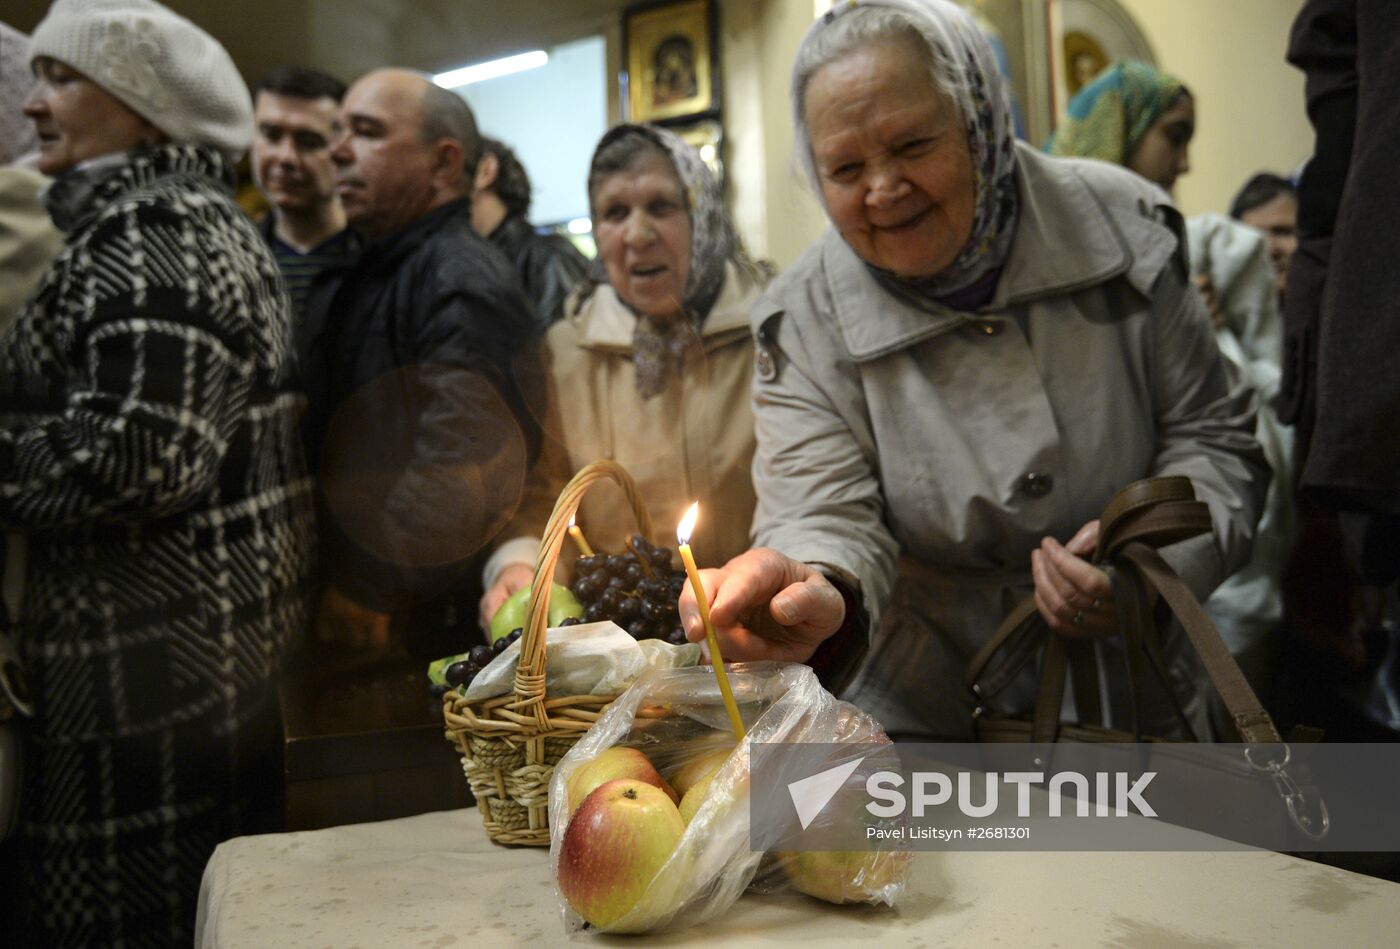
[4,1,315,943]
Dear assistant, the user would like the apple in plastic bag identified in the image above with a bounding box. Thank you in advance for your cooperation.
[488,583,583,642]
[667,743,734,798]
[566,747,678,815]
[678,763,723,825]
[677,752,752,826]
[779,719,911,905]
[778,849,911,905]
[558,779,686,929]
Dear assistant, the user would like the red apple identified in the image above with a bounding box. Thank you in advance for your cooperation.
[558,779,686,930]
[565,746,677,815]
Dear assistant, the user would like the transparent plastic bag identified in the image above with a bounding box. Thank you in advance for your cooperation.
[548,661,910,936]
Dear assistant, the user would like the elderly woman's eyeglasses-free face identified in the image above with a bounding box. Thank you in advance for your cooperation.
[23,57,160,177]
[591,152,693,321]
[804,40,977,281]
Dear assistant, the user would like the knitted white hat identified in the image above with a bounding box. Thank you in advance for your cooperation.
[28,0,253,160]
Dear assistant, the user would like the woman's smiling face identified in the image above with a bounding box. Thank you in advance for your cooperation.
[591,151,692,320]
[804,38,977,279]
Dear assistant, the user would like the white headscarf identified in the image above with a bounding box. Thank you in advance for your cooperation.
[793,0,1020,299]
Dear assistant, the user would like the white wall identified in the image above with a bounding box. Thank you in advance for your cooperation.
[720,0,828,269]
[459,36,608,227]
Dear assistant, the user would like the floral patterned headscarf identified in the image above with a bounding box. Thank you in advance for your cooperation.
[1047,61,1189,166]
[794,0,1020,301]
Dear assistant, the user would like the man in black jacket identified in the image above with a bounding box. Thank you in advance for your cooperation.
[470,136,589,329]
[302,68,539,657]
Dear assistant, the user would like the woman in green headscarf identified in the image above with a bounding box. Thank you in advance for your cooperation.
[1048,60,1195,193]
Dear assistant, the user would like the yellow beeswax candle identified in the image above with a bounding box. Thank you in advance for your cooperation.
[677,502,746,740]
[567,514,594,557]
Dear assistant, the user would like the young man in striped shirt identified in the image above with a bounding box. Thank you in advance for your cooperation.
[251,65,356,321]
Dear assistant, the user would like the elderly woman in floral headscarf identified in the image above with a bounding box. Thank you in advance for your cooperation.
[1048,60,1196,193]
[677,0,1264,741]
[5,0,314,943]
[478,124,770,638]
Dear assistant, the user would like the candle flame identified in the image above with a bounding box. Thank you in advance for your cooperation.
[569,513,576,529]
[677,501,699,545]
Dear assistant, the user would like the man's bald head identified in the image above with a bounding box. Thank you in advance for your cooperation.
[331,68,482,236]
[420,81,482,186]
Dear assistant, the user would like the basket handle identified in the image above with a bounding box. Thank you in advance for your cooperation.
[512,460,651,726]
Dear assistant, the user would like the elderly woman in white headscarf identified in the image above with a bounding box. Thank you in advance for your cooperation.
[4,1,314,943]
[679,0,1265,741]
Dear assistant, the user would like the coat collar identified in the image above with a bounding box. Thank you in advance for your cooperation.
[994,142,1133,304]
[43,143,234,233]
[574,261,758,353]
[487,212,534,259]
[827,142,1170,361]
[356,197,471,273]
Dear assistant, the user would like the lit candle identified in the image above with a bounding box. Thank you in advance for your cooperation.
[677,502,747,740]
[568,514,594,557]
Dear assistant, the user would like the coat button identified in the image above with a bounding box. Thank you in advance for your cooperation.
[755,346,777,382]
[1020,473,1054,498]
[978,321,1001,336]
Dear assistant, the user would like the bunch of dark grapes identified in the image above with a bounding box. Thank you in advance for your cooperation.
[570,534,689,645]
[432,628,526,696]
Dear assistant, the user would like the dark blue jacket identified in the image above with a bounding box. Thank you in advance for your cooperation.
[300,198,541,638]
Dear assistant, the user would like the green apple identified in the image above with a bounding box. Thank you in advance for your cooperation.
[488,582,583,643]
[426,652,468,686]
[678,764,721,825]
[667,743,734,798]
[565,746,677,815]
[778,730,910,904]
[778,848,911,905]
[558,779,686,930]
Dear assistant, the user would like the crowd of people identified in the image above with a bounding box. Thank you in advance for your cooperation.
[0,0,1390,943]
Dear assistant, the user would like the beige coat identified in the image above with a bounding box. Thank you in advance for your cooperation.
[0,167,62,333]
[750,143,1267,739]
[487,263,764,583]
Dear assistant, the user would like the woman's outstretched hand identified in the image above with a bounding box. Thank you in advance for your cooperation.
[677,547,845,663]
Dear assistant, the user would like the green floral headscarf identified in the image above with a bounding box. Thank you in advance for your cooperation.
[1047,61,1188,166]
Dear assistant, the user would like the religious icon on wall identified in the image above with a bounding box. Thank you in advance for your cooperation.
[624,0,716,123]
[1063,29,1110,94]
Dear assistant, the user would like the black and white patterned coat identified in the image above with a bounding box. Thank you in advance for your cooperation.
[0,143,316,947]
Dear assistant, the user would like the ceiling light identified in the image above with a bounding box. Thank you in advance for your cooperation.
[433,50,549,89]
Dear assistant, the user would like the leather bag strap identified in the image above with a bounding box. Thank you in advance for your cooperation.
[1123,542,1281,744]
[967,477,1208,704]
[964,596,1041,700]
[969,476,1281,745]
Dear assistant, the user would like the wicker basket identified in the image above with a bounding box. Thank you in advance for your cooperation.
[442,460,651,846]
